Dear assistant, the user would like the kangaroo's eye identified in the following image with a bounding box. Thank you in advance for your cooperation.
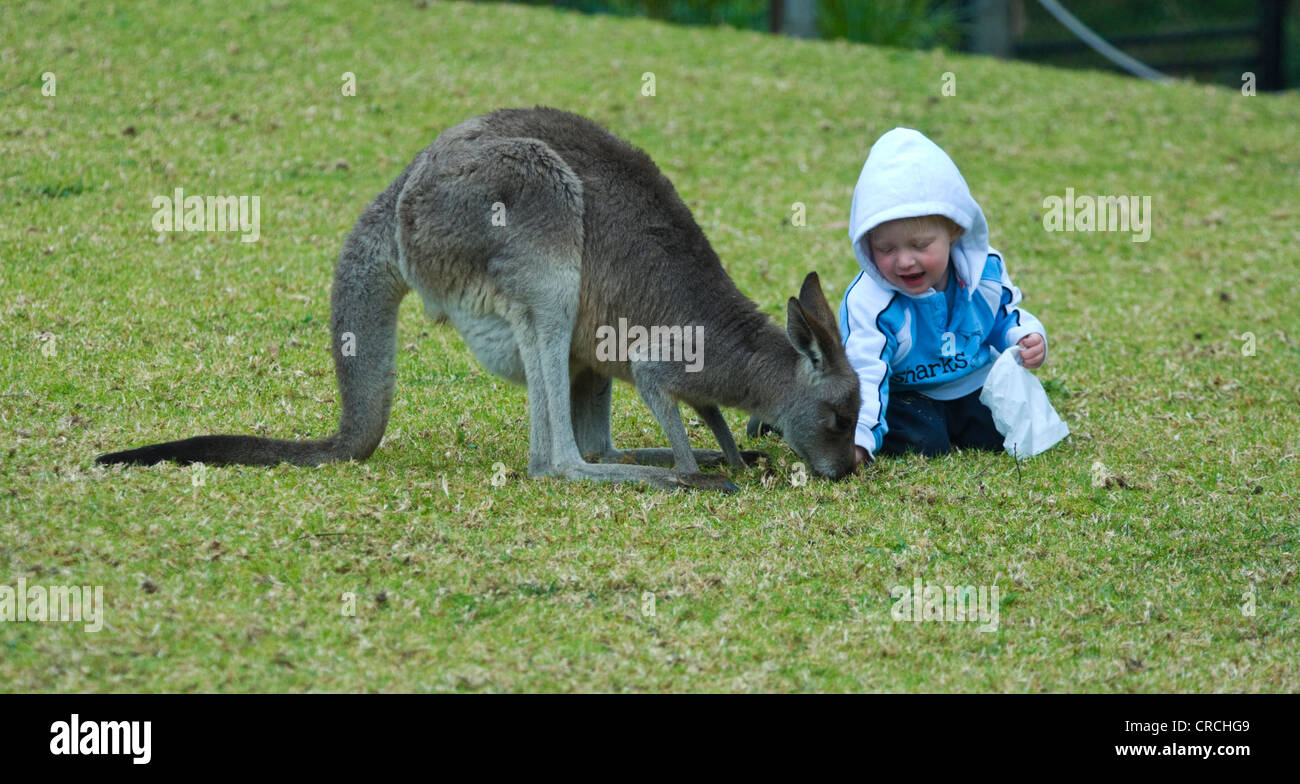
[833,413,852,432]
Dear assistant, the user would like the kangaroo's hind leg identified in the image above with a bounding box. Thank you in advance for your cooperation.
[570,367,617,462]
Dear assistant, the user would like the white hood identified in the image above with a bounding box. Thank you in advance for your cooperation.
[849,128,990,297]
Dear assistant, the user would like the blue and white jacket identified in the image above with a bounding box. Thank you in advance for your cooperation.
[838,128,1047,457]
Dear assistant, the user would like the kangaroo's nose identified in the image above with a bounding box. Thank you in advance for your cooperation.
[823,461,856,481]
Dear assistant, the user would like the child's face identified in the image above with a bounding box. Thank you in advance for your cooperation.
[868,219,953,293]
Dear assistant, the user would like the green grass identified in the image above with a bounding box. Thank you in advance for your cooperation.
[2,0,1296,692]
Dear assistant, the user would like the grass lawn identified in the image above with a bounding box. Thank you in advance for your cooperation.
[1,0,1296,692]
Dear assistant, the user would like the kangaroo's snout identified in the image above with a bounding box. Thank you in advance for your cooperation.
[815,454,859,481]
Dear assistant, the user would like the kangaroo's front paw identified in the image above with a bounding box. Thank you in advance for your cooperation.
[739,450,771,468]
[674,472,740,494]
[745,417,782,439]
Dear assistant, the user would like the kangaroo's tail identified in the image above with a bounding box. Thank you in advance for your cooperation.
[97,178,411,468]
[95,434,341,467]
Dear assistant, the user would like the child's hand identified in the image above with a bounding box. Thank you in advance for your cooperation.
[1018,333,1046,369]
[854,445,871,466]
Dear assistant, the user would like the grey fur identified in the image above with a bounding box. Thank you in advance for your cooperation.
[97,107,861,490]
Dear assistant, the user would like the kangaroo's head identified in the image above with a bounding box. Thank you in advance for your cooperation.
[778,272,861,480]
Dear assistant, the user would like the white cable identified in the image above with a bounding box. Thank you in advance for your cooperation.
[1036,0,1174,82]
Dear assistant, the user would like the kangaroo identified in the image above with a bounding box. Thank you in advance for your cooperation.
[97,107,861,491]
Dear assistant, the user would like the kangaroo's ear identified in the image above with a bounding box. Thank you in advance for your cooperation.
[787,296,843,373]
[798,271,839,334]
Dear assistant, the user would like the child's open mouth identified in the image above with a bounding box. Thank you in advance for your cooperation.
[899,272,925,286]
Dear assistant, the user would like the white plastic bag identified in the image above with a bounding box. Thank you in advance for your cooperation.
[978,345,1069,459]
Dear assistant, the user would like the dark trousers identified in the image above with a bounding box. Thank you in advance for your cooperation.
[878,388,1004,457]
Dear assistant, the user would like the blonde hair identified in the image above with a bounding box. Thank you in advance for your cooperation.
[868,214,964,244]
